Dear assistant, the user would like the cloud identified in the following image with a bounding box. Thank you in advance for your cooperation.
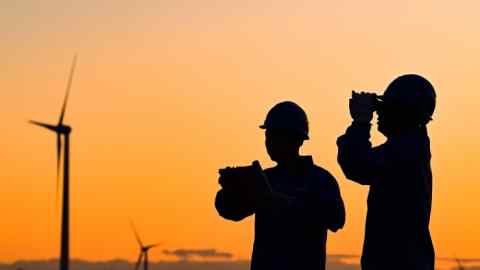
[163,249,234,260]
[326,255,360,270]
[329,254,360,261]
[438,257,480,263]
[437,257,480,270]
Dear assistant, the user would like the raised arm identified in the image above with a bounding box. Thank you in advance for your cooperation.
[337,122,386,185]
[336,91,389,185]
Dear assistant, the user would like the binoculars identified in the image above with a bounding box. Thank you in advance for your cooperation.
[218,161,264,190]
[218,160,272,206]
[352,91,385,112]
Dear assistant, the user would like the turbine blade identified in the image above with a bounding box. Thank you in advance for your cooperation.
[29,120,58,132]
[145,243,162,250]
[130,221,144,247]
[134,252,143,270]
[59,54,77,125]
[56,134,62,207]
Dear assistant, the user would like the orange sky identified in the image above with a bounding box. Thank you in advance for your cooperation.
[1,0,480,265]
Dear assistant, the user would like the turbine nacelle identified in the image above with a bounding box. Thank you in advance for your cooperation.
[56,125,72,134]
[141,244,161,252]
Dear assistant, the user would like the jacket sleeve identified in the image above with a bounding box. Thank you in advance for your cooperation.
[215,189,255,222]
[318,174,345,232]
[336,121,387,185]
[301,173,345,232]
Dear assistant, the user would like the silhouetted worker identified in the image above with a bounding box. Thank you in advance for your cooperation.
[215,101,345,270]
[337,74,436,270]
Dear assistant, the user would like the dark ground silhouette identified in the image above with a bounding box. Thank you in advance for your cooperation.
[5,257,480,270]
[1,256,360,270]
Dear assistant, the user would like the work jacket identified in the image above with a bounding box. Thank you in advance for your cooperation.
[337,123,435,270]
[216,156,345,270]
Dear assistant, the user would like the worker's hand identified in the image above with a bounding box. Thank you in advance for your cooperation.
[218,167,239,192]
[218,175,234,191]
[350,91,377,124]
[218,161,272,208]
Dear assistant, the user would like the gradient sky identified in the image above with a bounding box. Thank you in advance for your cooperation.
[2,0,480,266]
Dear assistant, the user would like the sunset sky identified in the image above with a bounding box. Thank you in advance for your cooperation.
[2,0,480,268]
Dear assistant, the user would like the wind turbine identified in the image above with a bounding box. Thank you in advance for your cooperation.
[131,222,161,270]
[30,55,77,270]
[456,258,465,270]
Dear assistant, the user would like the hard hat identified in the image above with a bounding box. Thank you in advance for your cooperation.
[260,101,309,140]
[380,74,436,124]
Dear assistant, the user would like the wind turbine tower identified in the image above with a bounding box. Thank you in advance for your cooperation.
[30,55,77,270]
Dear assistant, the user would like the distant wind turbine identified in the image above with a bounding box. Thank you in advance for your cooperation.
[456,258,465,270]
[131,222,161,270]
[30,55,77,270]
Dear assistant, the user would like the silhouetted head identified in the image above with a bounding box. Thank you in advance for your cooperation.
[260,101,308,164]
[377,74,436,136]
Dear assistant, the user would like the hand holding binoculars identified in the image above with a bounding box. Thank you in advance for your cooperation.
[350,91,383,123]
[218,160,272,199]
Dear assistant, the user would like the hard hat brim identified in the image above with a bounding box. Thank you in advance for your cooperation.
[259,125,309,140]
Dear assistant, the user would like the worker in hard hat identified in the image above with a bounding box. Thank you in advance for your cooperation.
[337,74,436,270]
[216,101,345,270]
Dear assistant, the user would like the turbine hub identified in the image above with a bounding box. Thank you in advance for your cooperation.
[58,125,72,134]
